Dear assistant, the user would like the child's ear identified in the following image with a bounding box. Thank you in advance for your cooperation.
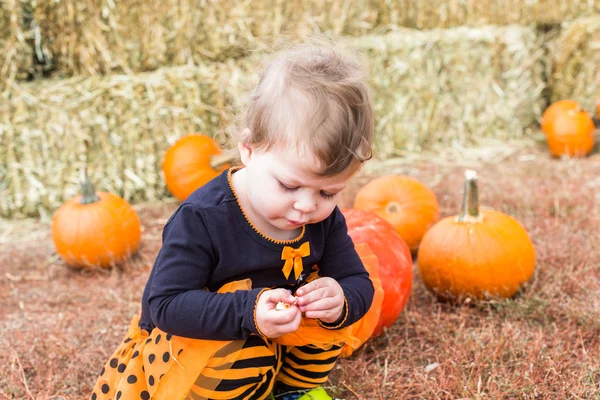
[237,128,253,165]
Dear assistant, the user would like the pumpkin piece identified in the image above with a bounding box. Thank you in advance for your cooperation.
[417,170,536,301]
[162,134,236,201]
[51,175,141,269]
[342,208,412,339]
[353,175,440,253]
[545,107,595,157]
[541,99,580,135]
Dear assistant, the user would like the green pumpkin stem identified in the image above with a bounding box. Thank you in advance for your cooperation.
[457,169,480,222]
[80,167,100,204]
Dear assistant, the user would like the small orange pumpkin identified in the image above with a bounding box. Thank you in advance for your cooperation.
[541,99,580,135]
[343,208,413,338]
[545,107,595,157]
[417,170,536,301]
[162,134,234,201]
[353,175,440,253]
[52,174,141,268]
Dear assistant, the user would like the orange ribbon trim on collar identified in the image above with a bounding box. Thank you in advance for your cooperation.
[281,242,310,280]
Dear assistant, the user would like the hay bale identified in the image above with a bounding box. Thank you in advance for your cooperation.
[0,61,256,219]
[0,0,33,85]
[379,0,600,29]
[21,0,378,78]
[548,17,600,113]
[6,0,600,81]
[0,25,547,219]
[346,25,546,156]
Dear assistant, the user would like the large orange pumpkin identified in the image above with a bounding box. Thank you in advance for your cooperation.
[162,134,232,201]
[541,99,580,135]
[417,170,536,301]
[353,175,440,253]
[342,208,413,337]
[52,177,141,269]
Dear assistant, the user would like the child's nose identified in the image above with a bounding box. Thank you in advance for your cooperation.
[293,197,317,213]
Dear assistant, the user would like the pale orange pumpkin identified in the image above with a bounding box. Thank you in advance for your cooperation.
[353,175,440,253]
[541,99,580,135]
[52,175,141,269]
[162,134,235,201]
[417,170,536,301]
[545,107,595,157]
[343,208,412,338]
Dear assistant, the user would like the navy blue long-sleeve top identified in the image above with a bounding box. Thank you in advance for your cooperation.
[139,168,375,341]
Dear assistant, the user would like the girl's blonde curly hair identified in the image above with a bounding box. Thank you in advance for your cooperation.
[230,37,374,176]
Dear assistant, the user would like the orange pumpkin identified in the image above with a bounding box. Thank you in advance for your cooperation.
[541,99,580,135]
[338,243,384,358]
[162,134,233,201]
[353,175,440,253]
[342,208,413,338]
[545,107,595,157]
[417,170,536,301]
[52,176,141,269]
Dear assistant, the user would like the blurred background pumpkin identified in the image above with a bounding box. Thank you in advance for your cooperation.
[541,100,596,157]
[162,134,235,202]
[353,175,440,254]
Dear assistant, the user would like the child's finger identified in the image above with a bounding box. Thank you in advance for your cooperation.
[296,286,330,307]
[269,305,300,325]
[303,308,341,322]
[294,280,322,297]
[298,297,335,313]
[264,288,296,306]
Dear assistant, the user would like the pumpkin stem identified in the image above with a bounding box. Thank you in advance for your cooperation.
[80,166,100,205]
[210,147,239,170]
[457,169,482,223]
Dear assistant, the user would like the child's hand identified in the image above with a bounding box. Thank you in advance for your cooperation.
[295,277,344,324]
[255,289,301,338]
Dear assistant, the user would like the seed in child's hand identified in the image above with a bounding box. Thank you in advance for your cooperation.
[275,301,290,311]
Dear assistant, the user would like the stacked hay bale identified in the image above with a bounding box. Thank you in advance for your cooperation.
[0,0,32,86]
[547,17,600,114]
[0,26,546,218]
[348,26,545,155]
[1,0,598,218]
[3,0,600,80]
[0,60,255,218]
[378,0,600,29]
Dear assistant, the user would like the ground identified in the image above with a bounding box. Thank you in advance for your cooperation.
[1,138,599,399]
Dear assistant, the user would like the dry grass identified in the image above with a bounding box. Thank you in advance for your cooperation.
[1,139,599,399]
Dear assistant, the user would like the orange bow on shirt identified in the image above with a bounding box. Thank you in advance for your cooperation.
[281,242,310,280]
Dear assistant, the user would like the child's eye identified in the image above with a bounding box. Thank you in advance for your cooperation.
[278,181,299,192]
[320,191,336,200]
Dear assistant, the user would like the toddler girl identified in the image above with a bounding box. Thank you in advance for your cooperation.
[91,39,376,400]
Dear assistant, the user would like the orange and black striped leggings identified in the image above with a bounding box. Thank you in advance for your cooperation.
[189,335,342,399]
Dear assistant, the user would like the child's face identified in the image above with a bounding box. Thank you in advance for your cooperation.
[239,142,355,237]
